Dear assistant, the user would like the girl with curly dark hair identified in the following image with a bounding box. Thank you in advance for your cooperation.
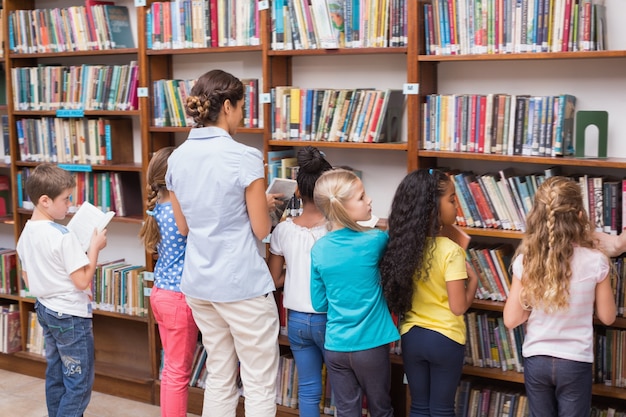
[380,168,478,417]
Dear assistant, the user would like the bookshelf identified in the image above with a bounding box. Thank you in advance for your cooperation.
[0,0,153,404]
[1,0,623,415]
[415,0,626,413]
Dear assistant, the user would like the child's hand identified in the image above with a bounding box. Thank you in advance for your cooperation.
[267,193,285,212]
[89,228,108,252]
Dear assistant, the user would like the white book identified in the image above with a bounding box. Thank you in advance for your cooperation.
[266,178,297,227]
[67,201,115,251]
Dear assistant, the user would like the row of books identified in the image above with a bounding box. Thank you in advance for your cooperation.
[15,168,143,218]
[611,256,626,318]
[0,304,20,354]
[0,176,12,218]
[146,0,260,50]
[11,62,139,111]
[595,328,626,388]
[0,250,17,296]
[91,260,147,317]
[26,311,45,356]
[467,244,513,302]
[271,87,404,143]
[423,0,607,56]
[9,4,135,54]
[0,10,4,58]
[421,93,577,157]
[152,78,260,128]
[0,116,11,163]
[271,0,408,50]
[455,380,529,417]
[464,311,525,373]
[16,118,133,165]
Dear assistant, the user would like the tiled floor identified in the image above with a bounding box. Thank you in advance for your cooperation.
[0,369,201,417]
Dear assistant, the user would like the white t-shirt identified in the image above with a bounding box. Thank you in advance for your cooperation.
[269,217,328,313]
[513,246,609,363]
[17,220,91,317]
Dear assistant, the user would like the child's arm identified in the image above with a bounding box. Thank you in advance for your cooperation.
[70,228,107,290]
[170,191,189,236]
[595,274,617,325]
[246,178,272,240]
[594,230,626,257]
[268,253,286,288]
[503,275,531,329]
[22,271,29,288]
[310,262,328,313]
[447,263,478,316]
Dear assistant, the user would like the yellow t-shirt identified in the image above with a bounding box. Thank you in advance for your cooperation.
[400,237,468,345]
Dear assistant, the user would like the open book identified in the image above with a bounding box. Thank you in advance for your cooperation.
[266,178,297,227]
[67,202,115,251]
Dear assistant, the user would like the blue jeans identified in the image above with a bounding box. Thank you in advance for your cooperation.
[524,355,592,417]
[402,326,465,417]
[35,301,94,417]
[288,310,327,417]
[325,344,394,417]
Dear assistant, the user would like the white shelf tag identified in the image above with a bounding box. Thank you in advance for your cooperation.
[403,83,419,95]
[144,287,152,296]
[135,0,146,6]
[137,87,149,97]
[258,1,269,10]
[259,93,271,104]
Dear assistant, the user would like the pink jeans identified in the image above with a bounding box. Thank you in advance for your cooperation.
[151,287,199,417]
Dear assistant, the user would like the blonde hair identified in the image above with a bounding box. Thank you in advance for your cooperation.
[515,176,599,313]
[138,147,175,253]
[313,169,366,232]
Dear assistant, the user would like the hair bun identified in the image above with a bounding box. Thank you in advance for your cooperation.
[297,146,328,174]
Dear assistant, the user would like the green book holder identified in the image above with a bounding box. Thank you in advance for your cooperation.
[575,110,608,158]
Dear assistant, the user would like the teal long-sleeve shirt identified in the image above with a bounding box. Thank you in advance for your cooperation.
[310,228,400,352]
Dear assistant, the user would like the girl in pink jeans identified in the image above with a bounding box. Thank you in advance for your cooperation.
[140,147,199,417]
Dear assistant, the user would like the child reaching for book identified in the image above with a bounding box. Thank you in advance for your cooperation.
[139,146,198,417]
[16,163,107,417]
[503,176,616,417]
[380,168,478,417]
[268,146,333,417]
[310,168,399,417]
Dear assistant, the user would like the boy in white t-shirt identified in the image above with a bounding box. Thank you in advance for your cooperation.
[16,163,107,417]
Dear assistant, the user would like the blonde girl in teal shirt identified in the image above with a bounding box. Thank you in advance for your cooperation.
[310,169,399,417]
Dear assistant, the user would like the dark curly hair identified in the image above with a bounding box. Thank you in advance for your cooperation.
[185,69,244,127]
[379,169,452,315]
[296,146,332,203]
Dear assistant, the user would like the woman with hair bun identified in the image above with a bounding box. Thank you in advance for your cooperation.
[166,69,279,417]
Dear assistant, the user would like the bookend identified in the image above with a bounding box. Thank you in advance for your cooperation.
[575,110,608,158]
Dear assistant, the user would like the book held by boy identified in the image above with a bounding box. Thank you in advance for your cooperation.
[67,201,115,251]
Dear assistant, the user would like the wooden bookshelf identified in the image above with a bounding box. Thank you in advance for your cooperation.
[415,0,626,412]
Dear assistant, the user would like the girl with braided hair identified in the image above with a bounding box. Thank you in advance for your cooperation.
[166,69,279,417]
[504,176,616,417]
[139,146,198,417]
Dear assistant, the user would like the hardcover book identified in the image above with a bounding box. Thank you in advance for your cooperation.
[104,5,135,48]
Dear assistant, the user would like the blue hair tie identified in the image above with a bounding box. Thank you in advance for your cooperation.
[146,209,155,217]
[429,168,434,175]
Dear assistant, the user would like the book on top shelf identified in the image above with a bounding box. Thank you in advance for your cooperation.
[67,201,115,252]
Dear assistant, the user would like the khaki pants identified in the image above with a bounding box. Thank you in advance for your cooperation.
[186,294,280,417]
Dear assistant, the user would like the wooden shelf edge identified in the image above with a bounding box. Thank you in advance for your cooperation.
[12,110,141,117]
[418,50,626,62]
[9,48,139,58]
[269,140,408,151]
[146,45,263,55]
[268,47,408,56]
[418,150,626,168]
